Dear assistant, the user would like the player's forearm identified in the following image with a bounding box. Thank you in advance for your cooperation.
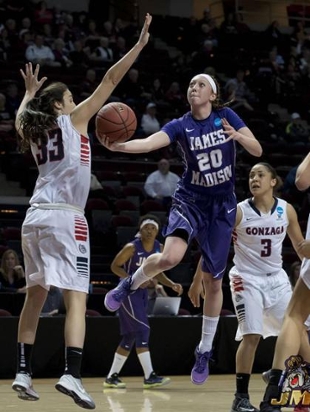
[15,92,35,133]
[296,152,310,191]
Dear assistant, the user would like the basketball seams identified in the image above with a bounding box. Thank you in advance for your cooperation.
[95,102,137,143]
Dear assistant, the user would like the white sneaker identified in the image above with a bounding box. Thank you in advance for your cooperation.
[12,373,39,401]
[55,374,96,410]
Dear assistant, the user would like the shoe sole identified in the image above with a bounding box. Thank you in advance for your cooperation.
[55,383,95,410]
[143,378,171,389]
[12,384,39,401]
[103,382,126,389]
[190,374,208,385]
[104,293,119,312]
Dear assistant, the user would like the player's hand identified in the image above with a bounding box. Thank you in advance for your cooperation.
[100,136,123,151]
[20,63,47,96]
[188,278,204,307]
[172,283,183,296]
[222,118,241,142]
[138,13,152,47]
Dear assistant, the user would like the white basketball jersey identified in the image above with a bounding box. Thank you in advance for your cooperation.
[29,115,91,209]
[233,198,289,275]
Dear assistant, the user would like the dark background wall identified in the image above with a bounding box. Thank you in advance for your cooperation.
[0,316,276,379]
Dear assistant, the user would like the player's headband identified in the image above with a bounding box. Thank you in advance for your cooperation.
[140,219,159,230]
[198,74,217,94]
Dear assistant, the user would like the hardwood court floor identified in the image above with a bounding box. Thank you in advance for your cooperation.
[0,374,291,412]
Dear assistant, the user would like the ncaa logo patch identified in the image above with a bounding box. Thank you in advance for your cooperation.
[214,117,222,127]
[276,206,284,219]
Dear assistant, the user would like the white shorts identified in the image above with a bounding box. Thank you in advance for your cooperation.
[229,267,292,341]
[22,206,90,293]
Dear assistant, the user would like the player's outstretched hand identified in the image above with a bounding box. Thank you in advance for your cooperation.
[20,63,47,96]
[138,13,152,48]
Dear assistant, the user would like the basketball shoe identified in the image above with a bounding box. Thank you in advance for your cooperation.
[103,373,126,389]
[143,372,171,389]
[104,277,133,312]
[55,374,95,409]
[191,346,212,384]
[231,395,259,412]
[12,372,39,401]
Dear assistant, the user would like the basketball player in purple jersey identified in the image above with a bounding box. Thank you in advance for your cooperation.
[102,73,262,385]
[11,13,152,409]
[104,215,182,389]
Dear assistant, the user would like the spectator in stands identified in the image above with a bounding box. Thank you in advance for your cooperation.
[33,1,54,26]
[41,23,55,48]
[4,17,19,48]
[224,68,256,112]
[264,20,284,48]
[25,34,61,67]
[5,81,21,116]
[0,249,26,293]
[118,67,151,109]
[68,39,90,69]
[144,158,180,209]
[140,102,161,136]
[84,19,101,51]
[191,39,217,75]
[11,13,152,408]
[0,92,14,132]
[103,214,182,389]
[299,45,310,77]
[90,36,114,64]
[52,38,73,68]
[148,77,171,113]
[0,27,11,61]
[79,68,98,98]
[164,81,187,114]
[285,112,310,146]
[112,36,128,61]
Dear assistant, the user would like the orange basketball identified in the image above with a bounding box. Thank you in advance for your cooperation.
[95,102,137,144]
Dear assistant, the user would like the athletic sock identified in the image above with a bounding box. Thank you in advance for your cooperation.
[17,342,33,375]
[198,315,219,353]
[64,346,83,379]
[107,353,127,377]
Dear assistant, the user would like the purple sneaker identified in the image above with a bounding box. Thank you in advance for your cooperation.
[191,346,212,385]
[104,277,132,312]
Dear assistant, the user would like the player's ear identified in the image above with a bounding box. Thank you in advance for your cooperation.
[210,93,217,101]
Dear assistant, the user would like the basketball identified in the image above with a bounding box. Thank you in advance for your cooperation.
[95,102,137,144]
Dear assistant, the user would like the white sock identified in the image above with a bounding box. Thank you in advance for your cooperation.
[198,315,219,353]
[107,353,127,377]
[137,351,153,379]
[131,266,150,290]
